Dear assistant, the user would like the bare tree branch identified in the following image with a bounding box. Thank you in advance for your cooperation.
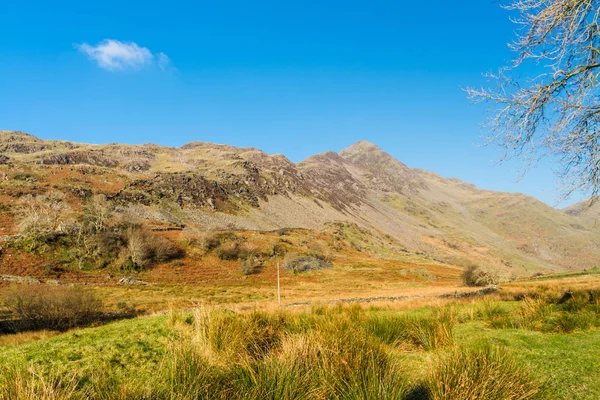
[467,0,600,204]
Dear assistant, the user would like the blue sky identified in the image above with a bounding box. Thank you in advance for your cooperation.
[0,1,582,206]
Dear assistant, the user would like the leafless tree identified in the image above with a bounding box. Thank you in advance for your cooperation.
[121,226,153,268]
[16,192,70,248]
[467,0,600,202]
[82,194,113,233]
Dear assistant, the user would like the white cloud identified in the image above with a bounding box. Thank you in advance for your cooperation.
[76,39,171,72]
[157,52,171,70]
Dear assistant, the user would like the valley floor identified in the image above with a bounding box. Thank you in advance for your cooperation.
[1,272,600,399]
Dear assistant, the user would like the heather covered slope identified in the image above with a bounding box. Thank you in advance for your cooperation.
[1,130,599,277]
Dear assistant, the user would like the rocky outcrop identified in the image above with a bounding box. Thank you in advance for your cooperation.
[117,173,238,210]
[39,150,119,167]
[2,143,48,154]
[299,152,368,210]
[123,160,151,173]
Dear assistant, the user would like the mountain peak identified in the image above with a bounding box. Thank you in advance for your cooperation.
[339,140,381,156]
[339,140,397,166]
[337,140,426,193]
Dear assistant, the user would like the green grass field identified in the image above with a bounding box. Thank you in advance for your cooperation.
[2,289,600,400]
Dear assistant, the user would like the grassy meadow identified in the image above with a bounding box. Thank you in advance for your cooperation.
[2,275,600,399]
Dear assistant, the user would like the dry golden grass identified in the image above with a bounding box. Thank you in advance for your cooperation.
[501,274,600,298]
[0,330,61,347]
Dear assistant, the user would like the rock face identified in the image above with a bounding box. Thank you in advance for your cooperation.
[298,151,367,209]
[40,150,119,167]
[2,130,600,272]
[118,173,238,209]
[339,141,427,193]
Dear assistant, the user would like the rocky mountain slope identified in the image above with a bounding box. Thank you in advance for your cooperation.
[1,130,599,275]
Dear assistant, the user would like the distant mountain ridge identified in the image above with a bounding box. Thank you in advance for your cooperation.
[1,130,599,274]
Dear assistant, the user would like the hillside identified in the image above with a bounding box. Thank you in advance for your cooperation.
[0,130,599,284]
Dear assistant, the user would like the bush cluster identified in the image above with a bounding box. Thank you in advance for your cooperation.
[282,253,332,273]
[12,194,184,271]
[198,231,246,251]
[3,285,103,332]
[198,232,268,275]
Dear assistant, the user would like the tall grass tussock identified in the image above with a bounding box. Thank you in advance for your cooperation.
[483,289,600,333]
[0,302,556,399]
[424,345,541,400]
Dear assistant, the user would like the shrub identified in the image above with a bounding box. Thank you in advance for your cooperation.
[4,285,103,331]
[462,265,512,286]
[120,228,153,270]
[200,233,222,251]
[282,254,332,274]
[240,256,263,275]
[424,344,541,400]
[92,230,123,261]
[589,289,600,311]
[120,227,184,270]
[215,241,257,261]
[200,231,246,252]
[305,241,329,260]
[216,243,243,260]
[12,173,36,182]
[275,228,291,236]
[152,234,184,262]
[264,242,286,257]
[559,290,589,312]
